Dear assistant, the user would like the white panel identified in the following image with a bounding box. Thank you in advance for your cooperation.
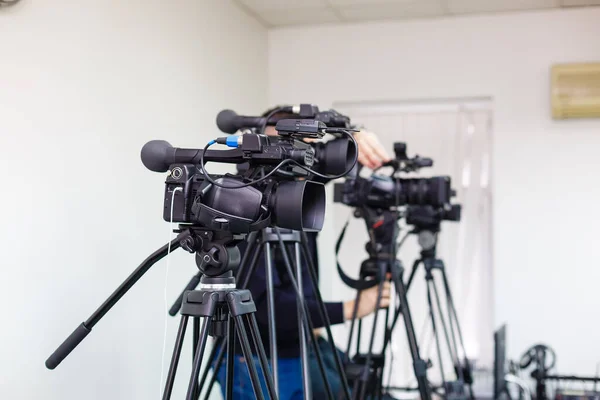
[260,7,339,26]
[238,0,326,11]
[338,0,444,21]
[447,0,559,14]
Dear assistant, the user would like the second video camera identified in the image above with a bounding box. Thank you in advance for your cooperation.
[334,142,453,209]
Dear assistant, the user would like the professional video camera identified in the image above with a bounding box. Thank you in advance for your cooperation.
[141,118,357,234]
[216,104,358,176]
[216,103,352,132]
[333,142,453,209]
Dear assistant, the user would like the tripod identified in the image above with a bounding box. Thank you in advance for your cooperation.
[170,227,352,400]
[342,208,433,400]
[403,229,475,400]
[45,225,276,400]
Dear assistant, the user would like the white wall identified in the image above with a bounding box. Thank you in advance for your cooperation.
[0,1,267,399]
[268,8,600,375]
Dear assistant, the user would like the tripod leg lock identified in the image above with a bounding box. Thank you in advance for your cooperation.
[226,290,256,317]
[414,359,429,378]
[181,291,219,317]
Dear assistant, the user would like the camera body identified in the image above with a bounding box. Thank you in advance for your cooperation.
[142,120,352,234]
[163,164,324,233]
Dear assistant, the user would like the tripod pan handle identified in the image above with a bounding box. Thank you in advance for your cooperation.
[45,322,91,370]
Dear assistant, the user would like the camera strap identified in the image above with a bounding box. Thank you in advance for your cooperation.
[335,216,378,291]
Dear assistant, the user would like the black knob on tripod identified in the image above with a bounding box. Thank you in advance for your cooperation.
[195,243,241,277]
[196,245,224,275]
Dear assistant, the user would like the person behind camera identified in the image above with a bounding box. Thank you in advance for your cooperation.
[212,107,392,400]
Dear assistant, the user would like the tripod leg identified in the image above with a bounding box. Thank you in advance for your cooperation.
[233,315,266,400]
[426,279,447,396]
[300,236,352,400]
[382,257,418,355]
[430,277,461,378]
[377,364,384,400]
[293,242,312,400]
[163,315,189,400]
[195,337,225,400]
[239,241,263,290]
[273,230,334,400]
[357,318,363,356]
[405,259,421,292]
[247,313,279,400]
[391,263,433,400]
[440,268,475,400]
[186,317,212,400]
[201,342,227,400]
[279,237,332,400]
[264,242,280,395]
[235,231,259,281]
[357,277,385,400]
[192,317,201,399]
[345,288,361,359]
[378,307,391,400]
[226,317,235,400]
[382,304,402,355]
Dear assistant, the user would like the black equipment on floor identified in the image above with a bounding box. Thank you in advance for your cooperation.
[518,343,600,400]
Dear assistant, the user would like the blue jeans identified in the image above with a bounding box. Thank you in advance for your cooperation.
[310,336,347,398]
[310,337,399,400]
[214,353,303,400]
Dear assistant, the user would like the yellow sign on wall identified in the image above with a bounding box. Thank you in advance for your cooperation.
[551,63,600,119]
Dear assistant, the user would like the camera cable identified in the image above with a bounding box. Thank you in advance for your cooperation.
[159,186,182,398]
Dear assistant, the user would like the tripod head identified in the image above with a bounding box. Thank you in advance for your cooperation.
[354,207,400,259]
[176,225,244,277]
[405,204,462,258]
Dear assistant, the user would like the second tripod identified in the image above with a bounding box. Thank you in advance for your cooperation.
[340,208,434,400]
[403,229,475,400]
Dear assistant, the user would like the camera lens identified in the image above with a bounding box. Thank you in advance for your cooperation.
[272,180,326,232]
[315,139,357,175]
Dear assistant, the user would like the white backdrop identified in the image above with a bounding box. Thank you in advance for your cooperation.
[0,1,267,399]
[268,7,600,377]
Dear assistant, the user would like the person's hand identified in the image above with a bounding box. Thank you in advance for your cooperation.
[354,130,391,170]
[343,281,391,321]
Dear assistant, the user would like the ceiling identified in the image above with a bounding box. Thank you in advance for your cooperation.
[233,0,600,27]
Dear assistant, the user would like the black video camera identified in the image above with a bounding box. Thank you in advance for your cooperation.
[216,105,357,176]
[142,118,356,234]
[333,142,453,209]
